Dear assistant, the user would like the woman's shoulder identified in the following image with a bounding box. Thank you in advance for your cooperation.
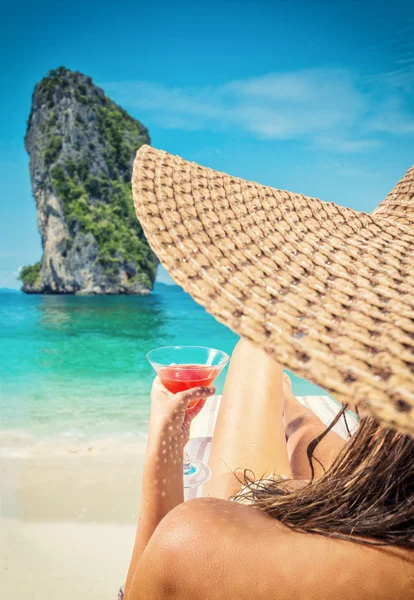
[146,498,413,600]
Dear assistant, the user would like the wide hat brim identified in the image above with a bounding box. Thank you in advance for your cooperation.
[132,145,414,436]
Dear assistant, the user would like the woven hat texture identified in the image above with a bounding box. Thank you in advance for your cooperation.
[132,145,414,435]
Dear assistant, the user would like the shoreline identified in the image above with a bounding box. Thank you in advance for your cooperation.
[0,429,149,459]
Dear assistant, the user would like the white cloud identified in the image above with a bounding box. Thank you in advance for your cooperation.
[316,137,381,153]
[397,57,414,65]
[361,66,414,135]
[103,65,414,153]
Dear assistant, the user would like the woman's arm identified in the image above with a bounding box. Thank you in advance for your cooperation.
[123,430,184,597]
[123,379,215,600]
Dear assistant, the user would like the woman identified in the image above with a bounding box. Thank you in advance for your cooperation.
[122,339,412,599]
[121,147,414,598]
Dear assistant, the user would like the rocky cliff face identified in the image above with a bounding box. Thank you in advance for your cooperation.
[22,67,157,294]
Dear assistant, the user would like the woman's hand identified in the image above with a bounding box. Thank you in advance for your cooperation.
[148,377,216,448]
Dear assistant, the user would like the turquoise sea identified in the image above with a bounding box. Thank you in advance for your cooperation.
[0,283,325,454]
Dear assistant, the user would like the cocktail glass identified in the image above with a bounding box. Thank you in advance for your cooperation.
[147,345,230,488]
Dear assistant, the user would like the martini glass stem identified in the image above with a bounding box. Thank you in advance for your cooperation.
[183,448,197,475]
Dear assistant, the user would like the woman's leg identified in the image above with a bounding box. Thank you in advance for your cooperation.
[203,338,292,500]
[282,373,347,480]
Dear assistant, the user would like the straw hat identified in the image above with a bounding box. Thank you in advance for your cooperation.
[132,145,414,435]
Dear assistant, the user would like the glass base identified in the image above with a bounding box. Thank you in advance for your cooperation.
[183,459,211,488]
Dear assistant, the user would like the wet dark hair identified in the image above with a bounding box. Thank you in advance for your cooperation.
[236,408,414,548]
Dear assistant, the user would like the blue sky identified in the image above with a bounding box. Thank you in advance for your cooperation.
[0,0,413,288]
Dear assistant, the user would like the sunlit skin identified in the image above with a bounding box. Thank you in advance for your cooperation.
[124,339,413,600]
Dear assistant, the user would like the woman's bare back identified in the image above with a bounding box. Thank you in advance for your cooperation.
[137,498,413,600]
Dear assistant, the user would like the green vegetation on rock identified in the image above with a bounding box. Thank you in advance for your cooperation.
[51,163,155,285]
[44,136,63,165]
[19,263,41,287]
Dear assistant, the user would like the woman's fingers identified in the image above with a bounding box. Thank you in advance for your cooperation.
[173,386,216,411]
[185,397,208,419]
[151,376,215,415]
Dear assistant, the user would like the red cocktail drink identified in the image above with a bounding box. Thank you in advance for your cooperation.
[158,364,221,407]
[147,346,230,488]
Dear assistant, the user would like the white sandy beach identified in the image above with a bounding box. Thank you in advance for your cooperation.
[1,519,135,600]
[1,447,146,599]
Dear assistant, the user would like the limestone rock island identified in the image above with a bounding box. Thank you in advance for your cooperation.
[21,67,157,294]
